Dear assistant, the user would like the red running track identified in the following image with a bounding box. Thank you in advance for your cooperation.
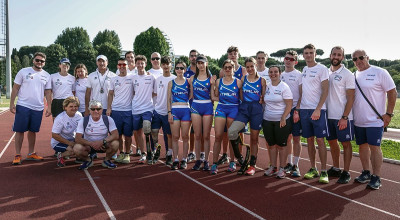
[0,110,399,220]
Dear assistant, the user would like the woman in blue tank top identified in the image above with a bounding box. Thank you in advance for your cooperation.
[189,55,216,171]
[167,61,191,169]
[210,59,242,174]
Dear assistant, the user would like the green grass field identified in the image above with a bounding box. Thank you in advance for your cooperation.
[390,98,400,128]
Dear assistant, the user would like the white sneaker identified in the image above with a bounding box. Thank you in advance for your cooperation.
[277,168,286,179]
[264,166,278,176]
[138,154,146,164]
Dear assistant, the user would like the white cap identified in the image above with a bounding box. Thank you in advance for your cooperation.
[96,55,108,61]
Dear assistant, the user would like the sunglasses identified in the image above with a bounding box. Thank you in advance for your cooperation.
[151,57,160,61]
[175,67,185,70]
[284,57,296,62]
[190,55,197,57]
[35,59,45,63]
[118,63,127,67]
[224,66,233,70]
[90,108,102,111]
[352,55,366,62]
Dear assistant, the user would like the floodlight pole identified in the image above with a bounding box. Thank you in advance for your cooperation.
[5,0,10,98]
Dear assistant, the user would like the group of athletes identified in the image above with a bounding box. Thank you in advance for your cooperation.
[9,44,397,191]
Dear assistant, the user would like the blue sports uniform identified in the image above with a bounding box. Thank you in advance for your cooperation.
[171,79,191,121]
[190,76,213,116]
[234,65,244,80]
[215,78,239,119]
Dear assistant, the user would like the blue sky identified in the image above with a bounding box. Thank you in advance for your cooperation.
[9,0,400,60]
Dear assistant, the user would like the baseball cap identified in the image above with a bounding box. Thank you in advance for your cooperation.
[60,58,71,65]
[96,55,108,61]
[196,54,208,63]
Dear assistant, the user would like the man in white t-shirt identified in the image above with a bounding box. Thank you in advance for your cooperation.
[10,52,52,165]
[151,56,176,165]
[148,52,163,78]
[74,100,119,170]
[326,46,355,184]
[85,55,117,116]
[299,44,330,184]
[352,49,397,190]
[116,51,138,76]
[256,51,270,83]
[280,50,303,177]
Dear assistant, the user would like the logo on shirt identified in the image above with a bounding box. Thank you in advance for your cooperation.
[26,73,34,80]
[266,87,270,95]
[115,80,121,87]
[334,75,343,81]
[55,79,62,86]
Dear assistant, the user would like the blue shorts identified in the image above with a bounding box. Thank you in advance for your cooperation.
[300,109,329,138]
[13,105,43,132]
[132,111,153,131]
[53,143,69,153]
[190,102,213,116]
[111,110,133,137]
[289,108,302,136]
[354,126,384,146]
[235,101,263,130]
[215,104,238,119]
[151,110,171,135]
[172,107,191,121]
[326,119,354,142]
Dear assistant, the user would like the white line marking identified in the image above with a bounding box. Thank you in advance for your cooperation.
[84,170,116,220]
[0,109,9,115]
[0,133,15,159]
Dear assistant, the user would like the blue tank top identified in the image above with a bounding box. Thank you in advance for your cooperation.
[242,75,262,102]
[234,65,243,79]
[193,77,211,100]
[219,78,239,105]
[172,79,190,103]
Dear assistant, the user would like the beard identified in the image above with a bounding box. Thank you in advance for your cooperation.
[330,58,341,66]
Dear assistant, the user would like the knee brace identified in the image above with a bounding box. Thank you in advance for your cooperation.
[228,121,245,140]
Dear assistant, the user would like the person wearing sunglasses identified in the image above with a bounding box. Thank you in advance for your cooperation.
[210,59,242,175]
[256,51,271,83]
[280,50,303,177]
[352,49,397,190]
[325,46,355,184]
[298,44,330,184]
[149,52,163,78]
[167,61,191,169]
[50,58,75,121]
[11,52,52,165]
[116,51,138,76]
[151,56,176,166]
[85,55,116,116]
[106,58,134,164]
[74,100,119,170]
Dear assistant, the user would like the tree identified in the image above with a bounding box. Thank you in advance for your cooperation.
[18,45,46,60]
[70,44,98,73]
[13,55,22,73]
[133,26,169,69]
[21,55,30,68]
[45,44,68,74]
[93,29,122,50]
[176,55,189,67]
[95,42,121,72]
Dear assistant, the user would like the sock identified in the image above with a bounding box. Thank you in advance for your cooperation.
[167,149,173,156]
[293,156,300,166]
[287,154,293,165]
[182,157,187,162]
[174,158,179,162]
[333,167,341,171]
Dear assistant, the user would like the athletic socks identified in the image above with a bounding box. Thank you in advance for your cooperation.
[293,156,300,166]
[167,149,173,156]
[287,154,293,165]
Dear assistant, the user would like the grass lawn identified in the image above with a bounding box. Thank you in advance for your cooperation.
[390,98,400,128]
[0,95,11,108]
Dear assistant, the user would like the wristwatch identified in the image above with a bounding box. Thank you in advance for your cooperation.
[341,115,348,120]
[386,112,394,118]
[103,139,107,146]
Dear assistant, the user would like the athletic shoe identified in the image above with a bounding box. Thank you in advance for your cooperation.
[26,152,44,161]
[166,155,173,166]
[64,156,70,160]
[354,170,371,183]
[111,153,118,160]
[135,148,142,156]
[291,165,301,177]
[152,144,162,164]
[171,161,179,170]
[217,153,229,165]
[227,161,236,172]
[12,154,22,165]
[78,160,93,170]
[192,160,202,170]
[327,167,342,177]
[138,153,146,164]
[284,163,293,174]
[210,164,218,175]
[319,171,329,184]
[304,168,319,179]
[121,154,130,164]
[203,160,210,171]
[102,160,117,169]
[366,175,381,190]
[147,151,154,165]
[114,153,125,163]
[89,151,97,161]
[264,166,278,176]
[74,158,85,164]
[180,160,187,169]
[57,152,65,167]
[277,168,286,179]
[245,166,256,176]
[200,152,205,161]
[129,149,134,156]
[337,170,351,184]
[187,152,196,163]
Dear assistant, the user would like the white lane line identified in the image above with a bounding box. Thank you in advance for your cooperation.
[84,170,116,220]
[0,133,15,159]
[0,109,9,115]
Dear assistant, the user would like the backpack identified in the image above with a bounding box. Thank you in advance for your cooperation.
[82,115,110,136]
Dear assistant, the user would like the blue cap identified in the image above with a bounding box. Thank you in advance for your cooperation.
[60,58,71,65]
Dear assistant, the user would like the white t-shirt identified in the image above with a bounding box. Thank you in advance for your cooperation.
[109,75,134,111]
[132,74,155,115]
[300,63,329,110]
[263,81,293,121]
[116,68,138,76]
[353,65,396,127]
[51,111,82,148]
[75,78,88,113]
[154,74,176,115]
[327,64,355,120]
[281,69,302,108]
[76,116,117,142]
[87,69,116,110]
[148,68,163,79]
[51,72,75,99]
[257,67,270,83]
[14,67,51,111]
